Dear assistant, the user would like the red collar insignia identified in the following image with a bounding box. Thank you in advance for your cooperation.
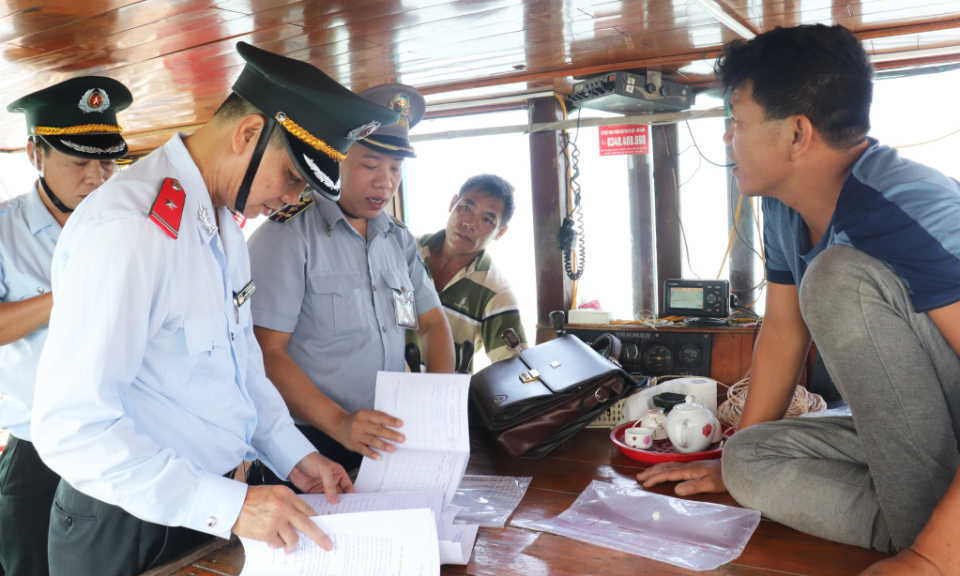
[149,178,185,239]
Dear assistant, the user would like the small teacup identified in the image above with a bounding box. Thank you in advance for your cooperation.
[624,427,655,450]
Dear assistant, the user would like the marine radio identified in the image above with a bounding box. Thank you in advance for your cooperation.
[662,279,735,321]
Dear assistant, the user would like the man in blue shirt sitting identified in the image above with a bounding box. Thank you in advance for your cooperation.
[638,24,960,575]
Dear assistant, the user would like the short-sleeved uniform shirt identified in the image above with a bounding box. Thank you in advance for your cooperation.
[0,186,60,441]
[764,138,960,313]
[248,192,441,416]
[409,230,527,371]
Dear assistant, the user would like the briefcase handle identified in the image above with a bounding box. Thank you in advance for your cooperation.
[500,328,623,366]
[589,333,622,364]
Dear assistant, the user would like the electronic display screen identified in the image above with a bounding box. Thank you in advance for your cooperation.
[670,287,703,309]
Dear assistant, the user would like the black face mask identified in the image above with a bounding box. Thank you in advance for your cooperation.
[233,118,277,214]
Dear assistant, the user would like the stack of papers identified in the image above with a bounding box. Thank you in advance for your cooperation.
[355,372,471,508]
[239,508,439,576]
[240,372,478,575]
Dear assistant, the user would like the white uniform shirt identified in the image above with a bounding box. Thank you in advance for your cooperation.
[32,133,316,538]
[0,186,60,441]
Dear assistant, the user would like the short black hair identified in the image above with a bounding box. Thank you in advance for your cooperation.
[457,174,516,226]
[715,24,873,150]
[212,92,282,147]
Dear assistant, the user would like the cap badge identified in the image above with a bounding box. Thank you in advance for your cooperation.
[346,121,381,141]
[303,154,341,191]
[198,202,218,236]
[78,88,110,114]
[390,94,411,116]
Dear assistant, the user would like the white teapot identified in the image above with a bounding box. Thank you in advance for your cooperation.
[665,395,719,454]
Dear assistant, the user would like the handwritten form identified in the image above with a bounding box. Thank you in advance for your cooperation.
[355,372,472,508]
[238,508,439,576]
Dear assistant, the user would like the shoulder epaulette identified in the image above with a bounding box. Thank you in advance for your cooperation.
[390,215,408,230]
[148,178,185,239]
[269,195,314,223]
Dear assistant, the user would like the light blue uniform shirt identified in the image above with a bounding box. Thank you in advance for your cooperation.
[32,134,316,539]
[0,185,60,441]
[248,192,441,416]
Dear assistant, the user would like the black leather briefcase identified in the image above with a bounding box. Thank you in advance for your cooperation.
[470,330,644,458]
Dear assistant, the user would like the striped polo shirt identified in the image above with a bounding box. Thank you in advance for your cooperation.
[764,138,960,312]
[410,231,528,371]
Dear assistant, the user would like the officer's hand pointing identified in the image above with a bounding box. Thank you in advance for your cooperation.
[232,485,332,554]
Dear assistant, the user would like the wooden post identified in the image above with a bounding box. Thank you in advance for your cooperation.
[652,124,682,314]
[528,97,573,338]
[727,157,760,313]
[627,152,657,318]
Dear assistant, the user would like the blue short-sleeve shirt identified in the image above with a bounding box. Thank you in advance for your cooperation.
[763,138,960,312]
[0,186,61,441]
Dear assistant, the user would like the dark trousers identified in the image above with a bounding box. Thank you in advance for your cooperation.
[0,436,60,576]
[47,481,212,576]
[251,425,362,489]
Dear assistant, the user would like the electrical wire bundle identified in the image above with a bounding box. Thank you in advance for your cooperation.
[556,95,586,284]
[717,374,828,427]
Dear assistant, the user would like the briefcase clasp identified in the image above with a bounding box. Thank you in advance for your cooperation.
[519,369,541,384]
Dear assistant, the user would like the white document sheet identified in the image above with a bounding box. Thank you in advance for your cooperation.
[299,491,444,534]
[355,372,472,508]
[438,505,479,565]
[239,508,440,576]
[296,491,479,565]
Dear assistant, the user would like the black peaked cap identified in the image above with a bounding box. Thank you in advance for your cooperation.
[232,41,400,201]
[7,76,132,160]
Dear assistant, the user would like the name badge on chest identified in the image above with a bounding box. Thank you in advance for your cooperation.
[233,280,256,324]
[394,288,419,330]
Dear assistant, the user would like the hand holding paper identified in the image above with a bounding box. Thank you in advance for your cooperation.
[288,452,354,501]
[336,408,405,459]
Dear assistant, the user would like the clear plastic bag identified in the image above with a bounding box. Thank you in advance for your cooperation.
[521,480,760,572]
[451,475,532,528]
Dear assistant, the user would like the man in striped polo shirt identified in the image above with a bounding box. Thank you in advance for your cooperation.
[413,174,527,371]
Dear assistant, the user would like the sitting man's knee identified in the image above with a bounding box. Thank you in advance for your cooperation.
[800,245,859,305]
[720,425,768,508]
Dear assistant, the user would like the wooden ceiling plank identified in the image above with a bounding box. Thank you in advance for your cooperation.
[211,0,384,17]
[0,0,148,45]
[346,21,733,90]
[10,0,220,52]
[0,0,59,21]
[0,17,303,97]
[749,3,960,31]
[92,22,310,82]
[343,5,702,67]
[0,39,43,63]
[295,0,520,33]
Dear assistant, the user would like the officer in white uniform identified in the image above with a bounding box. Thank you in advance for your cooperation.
[31,42,400,576]
[248,84,456,474]
[0,76,132,576]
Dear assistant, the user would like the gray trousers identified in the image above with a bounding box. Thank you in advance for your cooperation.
[48,481,212,576]
[722,245,960,552]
